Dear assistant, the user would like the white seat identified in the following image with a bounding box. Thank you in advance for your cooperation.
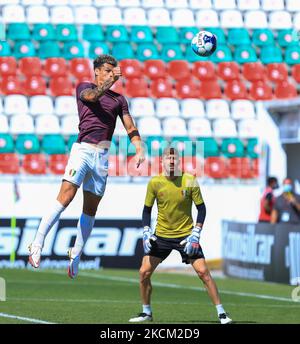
[293,12,300,29]
[4,95,28,116]
[206,99,230,119]
[196,9,219,27]
[50,6,74,24]
[163,118,187,137]
[138,117,162,136]
[213,118,237,137]
[35,114,60,135]
[130,98,155,118]
[269,11,292,29]
[123,8,147,26]
[141,0,163,7]
[74,6,98,24]
[237,0,260,10]
[26,5,50,24]
[172,9,195,27]
[262,0,284,11]
[29,96,54,116]
[55,96,77,116]
[147,8,171,26]
[156,98,180,118]
[0,114,9,133]
[2,5,26,22]
[46,0,69,5]
[231,100,255,120]
[69,0,93,5]
[245,10,268,29]
[0,0,19,4]
[188,118,212,137]
[238,118,259,138]
[22,0,44,5]
[118,0,140,6]
[220,10,244,28]
[61,115,79,135]
[165,0,188,8]
[93,0,116,6]
[10,114,34,134]
[189,0,212,9]
[99,7,123,25]
[213,0,236,9]
[181,99,205,118]
[0,98,3,114]
[286,0,300,12]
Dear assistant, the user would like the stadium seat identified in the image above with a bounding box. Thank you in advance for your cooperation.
[224,80,248,100]
[211,45,233,63]
[170,136,194,157]
[217,62,240,81]
[260,46,283,64]
[123,7,147,26]
[26,5,50,24]
[10,114,34,134]
[0,133,14,153]
[286,0,300,11]
[94,0,117,5]
[13,41,35,59]
[196,9,219,27]
[181,99,205,118]
[227,28,251,46]
[88,42,110,59]
[35,114,60,134]
[42,134,66,154]
[291,64,300,83]
[7,23,30,40]
[0,115,9,133]
[204,27,227,45]
[16,134,40,154]
[204,157,229,178]
[143,59,167,79]
[54,96,77,116]
[106,25,128,43]
[49,77,74,96]
[199,80,222,99]
[112,43,135,60]
[61,115,79,135]
[49,154,68,174]
[234,45,257,64]
[262,0,284,10]
[110,79,125,94]
[0,76,22,95]
[19,57,42,77]
[249,81,273,100]
[156,27,179,44]
[238,118,260,138]
[176,79,200,99]
[118,136,137,157]
[136,43,159,61]
[156,98,180,118]
[246,138,260,158]
[192,61,216,81]
[69,58,93,80]
[146,136,169,157]
[242,62,266,81]
[168,60,190,81]
[179,27,199,44]
[148,8,171,26]
[220,10,244,28]
[32,23,55,41]
[29,95,54,116]
[284,46,300,65]
[221,138,245,158]
[99,7,123,25]
[269,11,292,29]
[0,41,11,57]
[125,78,149,97]
[108,154,127,177]
[197,137,219,157]
[189,0,212,9]
[119,59,143,79]
[244,10,268,28]
[252,29,274,46]
[74,6,98,24]
[163,118,187,137]
[277,29,298,47]
[213,118,237,137]
[22,154,47,174]
[62,42,84,60]
[188,118,212,137]
[206,99,230,119]
[38,41,61,59]
[274,81,297,99]
[0,57,17,76]
[22,76,47,96]
[266,63,288,82]
[237,0,260,10]
[130,26,153,43]
[165,0,188,8]
[55,24,78,41]
[2,4,25,23]
[228,157,254,179]
[67,134,78,151]
[0,153,20,174]
[231,100,256,120]
[82,24,104,41]
[130,97,155,117]
[160,44,183,62]
[138,117,162,136]
[172,9,195,27]
[4,95,28,116]
[50,6,74,24]
[150,78,174,98]
[214,0,236,9]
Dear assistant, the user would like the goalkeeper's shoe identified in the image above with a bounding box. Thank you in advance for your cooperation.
[67,248,80,279]
[129,313,153,323]
[218,313,232,324]
[28,243,42,268]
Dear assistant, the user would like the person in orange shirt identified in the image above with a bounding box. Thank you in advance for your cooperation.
[258,177,278,223]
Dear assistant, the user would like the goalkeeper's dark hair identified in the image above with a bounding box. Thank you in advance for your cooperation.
[93,54,118,70]
[162,146,179,158]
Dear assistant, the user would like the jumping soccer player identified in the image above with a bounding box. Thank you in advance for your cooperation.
[129,147,232,324]
[28,54,144,278]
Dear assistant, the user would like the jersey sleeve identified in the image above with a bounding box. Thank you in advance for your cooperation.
[191,177,204,205]
[144,179,156,207]
[118,95,130,118]
[76,82,94,101]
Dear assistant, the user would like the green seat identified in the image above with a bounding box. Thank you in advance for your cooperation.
[184,44,210,62]
[179,27,200,44]
[197,137,219,158]
[13,41,35,59]
[130,26,153,43]
[160,43,183,62]
[247,138,259,158]
[106,25,128,42]
[111,42,134,60]
[67,134,78,151]
[56,24,78,41]
[42,134,66,155]
[0,23,5,41]
[146,136,169,157]
[32,24,55,41]
[7,23,30,40]
[16,134,40,154]
[252,29,274,46]
[38,41,61,59]
[0,41,11,56]
[221,138,244,158]
[210,44,233,63]
[277,29,299,47]
[260,45,282,64]
[228,29,250,46]
[233,45,257,64]
[204,27,226,45]
[109,136,118,155]
[62,41,85,59]
[118,136,136,157]
[88,42,110,59]
[82,24,104,41]
[170,136,194,156]
[0,134,14,153]
[156,27,179,44]
[136,43,159,61]
[284,46,300,65]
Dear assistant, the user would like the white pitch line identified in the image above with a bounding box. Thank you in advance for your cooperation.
[0,312,55,324]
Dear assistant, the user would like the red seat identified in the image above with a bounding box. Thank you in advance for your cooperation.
[192,61,216,81]
[175,79,199,99]
[168,60,190,81]
[249,81,273,100]
[204,157,229,178]
[291,64,300,83]
[149,156,162,175]
[69,58,93,80]
[224,80,248,100]
[49,154,68,175]
[228,157,254,179]
[0,76,22,95]
[150,78,174,98]
[110,79,125,94]
[0,153,20,174]
[144,59,167,80]
[22,76,47,96]
[243,62,266,82]
[49,76,74,96]
[119,59,143,79]
[44,58,68,77]
[217,62,240,81]
[126,156,150,177]
[182,156,203,177]
[108,155,126,176]
[22,154,47,174]
[252,158,259,178]
[19,57,43,76]
[266,63,288,83]
[199,80,222,99]
[0,57,17,76]
[125,77,149,97]
[274,81,297,99]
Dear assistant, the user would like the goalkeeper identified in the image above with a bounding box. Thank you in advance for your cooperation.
[129,147,232,324]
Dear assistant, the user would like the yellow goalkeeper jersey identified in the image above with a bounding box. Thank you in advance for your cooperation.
[144,173,204,238]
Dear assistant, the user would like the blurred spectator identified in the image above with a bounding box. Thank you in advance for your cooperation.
[258,176,278,223]
[271,178,300,224]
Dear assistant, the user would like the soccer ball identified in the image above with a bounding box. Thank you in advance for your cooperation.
[191,31,217,57]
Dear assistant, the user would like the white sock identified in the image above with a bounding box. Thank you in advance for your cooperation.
[142,304,152,315]
[71,213,95,257]
[216,304,225,316]
[33,200,65,247]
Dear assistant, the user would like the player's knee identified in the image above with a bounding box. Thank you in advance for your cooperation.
[139,267,152,283]
[196,268,210,283]
[57,189,76,207]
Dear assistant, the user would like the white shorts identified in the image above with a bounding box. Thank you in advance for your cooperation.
[63,142,109,196]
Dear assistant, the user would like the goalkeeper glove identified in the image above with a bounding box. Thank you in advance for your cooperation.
[143,226,157,254]
[180,226,202,256]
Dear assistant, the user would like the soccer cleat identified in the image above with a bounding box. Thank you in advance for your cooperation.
[28,243,42,268]
[67,248,80,279]
[129,313,153,323]
[218,313,232,324]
